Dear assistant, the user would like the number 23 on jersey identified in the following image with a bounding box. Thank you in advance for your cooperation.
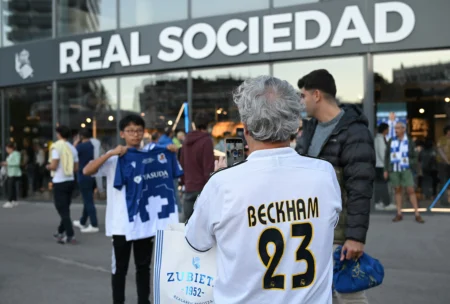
[257,222,315,290]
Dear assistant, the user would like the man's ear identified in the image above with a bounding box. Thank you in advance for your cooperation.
[243,124,250,136]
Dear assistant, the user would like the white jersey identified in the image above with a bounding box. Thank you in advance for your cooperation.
[186,148,342,304]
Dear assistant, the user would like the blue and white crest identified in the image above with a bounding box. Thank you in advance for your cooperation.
[192,257,200,269]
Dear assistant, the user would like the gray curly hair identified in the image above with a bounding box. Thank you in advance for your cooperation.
[233,76,302,142]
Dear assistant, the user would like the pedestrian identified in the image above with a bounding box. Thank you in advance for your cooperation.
[374,123,396,211]
[47,126,79,244]
[419,138,437,200]
[2,143,21,208]
[385,122,425,223]
[185,75,342,303]
[179,111,215,221]
[84,114,177,304]
[73,129,99,233]
[296,69,375,304]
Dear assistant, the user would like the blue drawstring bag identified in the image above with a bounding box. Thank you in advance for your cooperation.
[333,246,384,293]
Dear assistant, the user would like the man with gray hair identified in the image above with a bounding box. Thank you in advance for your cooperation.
[185,76,342,303]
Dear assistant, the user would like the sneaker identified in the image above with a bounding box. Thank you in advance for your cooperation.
[2,202,13,208]
[415,215,425,223]
[73,220,85,229]
[375,203,385,211]
[57,236,77,245]
[80,225,99,234]
[53,232,64,241]
[392,214,403,222]
[11,201,19,207]
[384,204,397,211]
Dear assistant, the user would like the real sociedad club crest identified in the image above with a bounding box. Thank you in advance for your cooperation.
[192,257,200,269]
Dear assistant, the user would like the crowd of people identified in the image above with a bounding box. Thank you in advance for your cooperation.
[1,69,432,303]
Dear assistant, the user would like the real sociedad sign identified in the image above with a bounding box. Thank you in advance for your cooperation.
[59,1,414,73]
[1,0,450,87]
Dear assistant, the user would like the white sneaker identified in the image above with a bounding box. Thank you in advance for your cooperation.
[2,202,13,208]
[375,203,385,211]
[11,201,18,207]
[384,204,398,211]
[80,225,99,233]
[73,220,85,229]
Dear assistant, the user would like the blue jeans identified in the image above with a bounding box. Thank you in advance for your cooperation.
[79,178,98,227]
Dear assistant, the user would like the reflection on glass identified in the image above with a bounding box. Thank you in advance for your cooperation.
[192,64,270,138]
[5,84,53,148]
[191,0,269,18]
[2,0,52,46]
[120,0,187,28]
[58,78,118,151]
[374,50,450,142]
[57,0,117,37]
[5,83,54,195]
[274,57,364,104]
[274,0,320,8]
[120,72,188,132]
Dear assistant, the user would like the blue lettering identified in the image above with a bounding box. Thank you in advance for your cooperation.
[176,272,185,281]
[187,272,194,282]
[199,274,206,284]
[207,276,214,286]
[194,273,199,283]
[167,272,174,282]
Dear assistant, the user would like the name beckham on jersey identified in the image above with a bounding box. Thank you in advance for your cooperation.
[248,197,319,227]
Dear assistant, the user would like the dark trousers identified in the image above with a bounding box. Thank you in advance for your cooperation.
[183,191,201,221]
[112,235,153,304]
[374,168,390,206]
[7,176,19,201]
[53,181,75,238]
[79,178,98,227]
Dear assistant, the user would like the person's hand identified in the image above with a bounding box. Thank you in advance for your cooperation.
[111,145,128,157]
[1,161,7,166]
[46,164,51,171]
[166,144,178,153]
[384,171,388,180]
[341,240,364,261]
[214,156,227,172]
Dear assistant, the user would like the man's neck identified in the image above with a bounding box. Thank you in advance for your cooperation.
[398,134,405,140]
[248,141,290,154]
[82,138,90,143]
[315,103,341,123]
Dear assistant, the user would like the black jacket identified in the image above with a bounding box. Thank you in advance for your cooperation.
[296,105,375,244]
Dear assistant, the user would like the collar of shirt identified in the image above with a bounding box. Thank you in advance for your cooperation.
[247,147,297,160]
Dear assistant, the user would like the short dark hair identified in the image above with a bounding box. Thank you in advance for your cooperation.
[56,125,71,139]
[444,125,450,135]
[298,69,337,98]
[119,114,145,131]
[79,128,92,139]
[378,123,389,134]
[6,143,15,150]
[194,111,210,130]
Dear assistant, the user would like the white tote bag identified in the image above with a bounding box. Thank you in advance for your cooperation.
[153,224,217,304]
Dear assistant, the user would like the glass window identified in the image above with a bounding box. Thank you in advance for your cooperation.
[58,78,118,151]
[4,84,53,195]
[274,56,364,104]
[120,0,188,28]
[2,0,52,46]
[374,50,450,142]
[120,72,188,138]
[192,0,269,18]
[274,0,320,8]
[57,0,117,37]
[192,64,270,138]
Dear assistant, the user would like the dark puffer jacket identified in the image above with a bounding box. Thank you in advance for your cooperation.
[296,105,375,244]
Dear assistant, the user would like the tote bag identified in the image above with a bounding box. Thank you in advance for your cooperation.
[153,223,217,304]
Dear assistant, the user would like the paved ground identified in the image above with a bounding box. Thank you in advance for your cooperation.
[0,202,449,304]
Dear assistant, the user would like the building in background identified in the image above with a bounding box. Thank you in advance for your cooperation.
[0,0,450,202]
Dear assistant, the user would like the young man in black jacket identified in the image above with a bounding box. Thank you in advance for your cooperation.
[296,69,375,304]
